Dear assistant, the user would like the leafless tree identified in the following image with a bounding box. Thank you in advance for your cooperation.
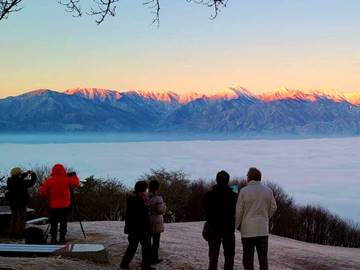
[0,0,22,21]
[59,0,82,18]
[88,0,119,25]
[0,0,227,25]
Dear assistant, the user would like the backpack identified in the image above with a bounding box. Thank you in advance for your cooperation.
[25,227,48,244]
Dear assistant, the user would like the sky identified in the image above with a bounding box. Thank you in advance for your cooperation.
[0,0,360,98]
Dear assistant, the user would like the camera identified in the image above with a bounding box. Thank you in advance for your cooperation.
[67,172,77,177]
[21,171,33,178]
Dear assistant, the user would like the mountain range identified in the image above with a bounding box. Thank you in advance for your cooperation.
[1,87,360,136]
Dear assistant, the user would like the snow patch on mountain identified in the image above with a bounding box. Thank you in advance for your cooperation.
[65,88,122,101]
[64,87,360,106]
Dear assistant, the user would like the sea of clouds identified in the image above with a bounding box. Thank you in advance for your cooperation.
[0,137,359,221]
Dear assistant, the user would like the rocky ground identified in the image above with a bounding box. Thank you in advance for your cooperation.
[1,221,360,270]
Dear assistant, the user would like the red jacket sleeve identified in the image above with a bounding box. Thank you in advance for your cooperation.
[39,180,49,198]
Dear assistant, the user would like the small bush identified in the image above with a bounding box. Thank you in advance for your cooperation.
[73,176,128,221]
[139,169,192,222]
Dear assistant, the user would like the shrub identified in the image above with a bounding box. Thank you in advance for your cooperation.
[139,169,192,222]
[185,179,211,221]
[4,166,359,248]
[73,176,128,221]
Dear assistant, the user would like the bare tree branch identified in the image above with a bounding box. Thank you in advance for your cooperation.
[208,0,228,19]
[188,0,227,19]
[143,0,160,26]
[0,0,228,25]
[0,0,23,21]
[59,0,82,18]
[88,0,119,25]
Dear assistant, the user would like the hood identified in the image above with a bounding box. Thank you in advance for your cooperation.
[51,164,67,177]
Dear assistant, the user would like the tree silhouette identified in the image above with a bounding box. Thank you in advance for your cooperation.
[0,0,228,25]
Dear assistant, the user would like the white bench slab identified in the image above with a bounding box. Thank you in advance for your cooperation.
[26,217,49,225]
[0,206,34,216]
[0,244,109,264]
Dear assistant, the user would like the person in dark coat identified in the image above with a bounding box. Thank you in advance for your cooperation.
[203,170,238,270]
[6,167,37,238]
[120,181,155,270]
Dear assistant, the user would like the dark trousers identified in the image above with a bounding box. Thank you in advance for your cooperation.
[49,208,69,242]
[242,236,269,270]
[121,233,152,269]
[208,233,235,270]
[151,233,161,261]
[10,206,27,237]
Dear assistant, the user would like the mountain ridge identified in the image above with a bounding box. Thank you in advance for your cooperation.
[1,87,360,135]
[6,86,359,105]
[62,87,360,105]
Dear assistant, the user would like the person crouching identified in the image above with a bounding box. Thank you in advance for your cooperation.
[39,164,79,244]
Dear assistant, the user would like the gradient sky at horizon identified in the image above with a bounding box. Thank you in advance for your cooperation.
[1,0,360,98]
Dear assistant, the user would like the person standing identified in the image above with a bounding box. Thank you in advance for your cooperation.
[6,168,37,238]
[39,164,79,244]
[235,167,277,270]
[203,170,238,270]
[120,181,154,270]
[148,179,166,264]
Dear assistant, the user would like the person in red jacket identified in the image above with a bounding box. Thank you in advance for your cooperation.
[40,164,79,244]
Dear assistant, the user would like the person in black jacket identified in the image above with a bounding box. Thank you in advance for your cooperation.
[6,167,37,238]
[203,170,238,270]
[120,181,155,270]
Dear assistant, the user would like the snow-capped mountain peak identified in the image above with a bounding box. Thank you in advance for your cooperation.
[22,89,57,97]
[314,89,346,102]
[126,90,180,103]
[65,88,122,101]
[258,87,318,102]
[202,86,256,101]
[63,86,360,106]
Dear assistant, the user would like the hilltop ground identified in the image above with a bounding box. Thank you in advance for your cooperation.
[1,221,359,270]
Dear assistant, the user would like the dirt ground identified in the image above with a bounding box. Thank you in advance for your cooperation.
[0,221,359,270]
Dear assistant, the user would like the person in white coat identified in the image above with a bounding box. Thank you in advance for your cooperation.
[235,167,277,270]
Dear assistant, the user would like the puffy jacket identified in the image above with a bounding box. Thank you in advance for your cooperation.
[149,193,166,234]
[235,180,277,238]
[7,172,37,208]
[124,193,150,235]
[39,164,80,209]
[203,184,238,234]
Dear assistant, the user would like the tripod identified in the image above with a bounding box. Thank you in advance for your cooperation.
[70,187,86,239]
[44,187,86,243]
